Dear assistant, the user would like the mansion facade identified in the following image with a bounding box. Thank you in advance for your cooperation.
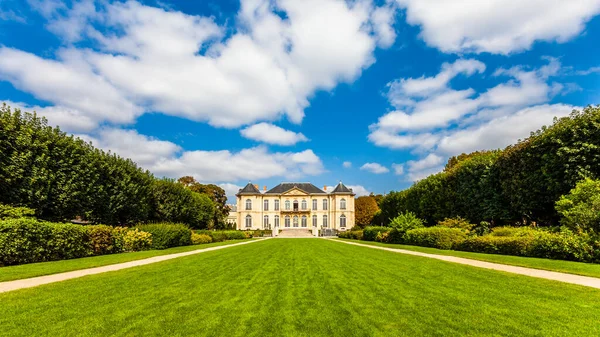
[235,182,355,231]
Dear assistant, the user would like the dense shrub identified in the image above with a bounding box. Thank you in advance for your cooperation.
[489,226,538,237]
[363,226,391,241]
[191,233,212,245]
[150,179,215,229]
[136,223,192,249]
[120,229,153,252]
[389,212,424,233]
[528,230,595,262]
[437,217,474,231]
[88,225,116,255]
[403,227,468,249]
[0,203,35,219]
[248,230,272,237]
[555,178,600,232]
[195,230,247,242]
[0,218,92,266]
[338,230,363,240]
[458,235,534,256]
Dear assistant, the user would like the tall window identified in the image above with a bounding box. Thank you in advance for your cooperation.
[301,215,307,227]
[274,215,280,227]
[293,200,299,211]
[323,199,328,210]
[285,200,291,210]
[301,199,307,210]
[340,214,346,228]
[323,215,328,228]
[263,215,269,228]
[293,215,299,227]
[285,216,290,227]
[274,200,280,211]
[312,215,317,227]
[340,198,346,210]
[312,199,317,210]
[263,199,269,211]
[245,215,252,228]
[245,199,252,210]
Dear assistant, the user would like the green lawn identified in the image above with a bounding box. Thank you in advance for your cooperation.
[0,239,252,282]
[336,238,600,278]
[1,239,599,336]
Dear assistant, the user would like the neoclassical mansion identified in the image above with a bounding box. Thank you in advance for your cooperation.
[236,182,355,231]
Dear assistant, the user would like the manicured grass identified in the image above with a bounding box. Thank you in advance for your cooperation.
[0,239,252,282]
[1,239,600,336]
[336,238,600,278]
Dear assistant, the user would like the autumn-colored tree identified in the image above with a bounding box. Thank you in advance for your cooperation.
[355,196,380,228]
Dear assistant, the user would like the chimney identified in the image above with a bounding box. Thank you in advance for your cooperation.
[323,185,327,191]
[263,186,267,192]
[254,184,259,190]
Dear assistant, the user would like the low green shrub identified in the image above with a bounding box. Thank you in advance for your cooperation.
[490,226,537,237]
[437,217,475,231]
[528,229,595,262]
[247,230,272,237]
[121,229,153,252]
[196,230,247,242]
[88,225,115,255]
[458,235,535,256]
[389,212,424,233]
[555,178,600,232]
[0,203,35,220]
[363,226,391,241]
[403,227,468,249]
[338,230,363,240]
[136,223,192,249]
[191,233,212,245]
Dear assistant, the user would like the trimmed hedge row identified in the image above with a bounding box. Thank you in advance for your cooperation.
[355,225,600,263]
[136,223,192,249]
[195,230,248,242]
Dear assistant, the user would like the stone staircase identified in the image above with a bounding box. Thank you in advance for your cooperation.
[277,229,315,238]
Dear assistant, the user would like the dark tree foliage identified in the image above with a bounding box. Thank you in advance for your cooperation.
[150,179,214,229]
[379,105,600,227]
[177,176,230,229]
[0,104,214,227]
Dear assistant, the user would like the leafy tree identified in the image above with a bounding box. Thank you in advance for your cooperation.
[555,178,600,232]
[151,179,214,229]
[177,176,230,229]
[389,212,424,233]
[355,196,379,227]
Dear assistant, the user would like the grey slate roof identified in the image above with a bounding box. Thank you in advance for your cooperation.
[265,182,326,194]
[331,182,354,194]
[237,182,262,195]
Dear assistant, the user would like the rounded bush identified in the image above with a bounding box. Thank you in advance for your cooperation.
[191,233,212,245]
[403,227,468,249]
[136,223,192,249]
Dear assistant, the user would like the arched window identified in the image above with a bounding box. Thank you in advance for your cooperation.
[245,199,252,210]
[293,215,299,227]
[285,215,290,227]
[293,200,299,211]
[340,214,347,228]
[323,215,328,227]
[340,198,346,210]
[312,199,317,210]
[301,199,307,210]
[285,200,291,210]
[312,215,317,227]
[245,215,252,228]
[263,215,269,228]
[301,215,307,227]
[274,200,280,211]
[323,199,328,210]
[274,215,280,227]
[263,199,269,211]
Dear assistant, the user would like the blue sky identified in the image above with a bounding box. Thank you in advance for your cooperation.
[1,0,600,199]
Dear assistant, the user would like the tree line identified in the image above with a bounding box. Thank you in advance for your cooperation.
[0,104,229,228]
[379,105,600,227]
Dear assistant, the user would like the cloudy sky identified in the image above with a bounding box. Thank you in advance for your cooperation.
[1,0,600,199]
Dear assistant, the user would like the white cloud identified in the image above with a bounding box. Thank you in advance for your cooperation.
[347,185,370,197]
[1,0,397,131]
[219,183,244,199]
[402,153,444,181]
[240,123,308,146]
[1,100,98,132]
[342,161,352,168]
[391,163,404,175]
[360,162,389,174]
[396,0,600,54]
[81,128,325,183]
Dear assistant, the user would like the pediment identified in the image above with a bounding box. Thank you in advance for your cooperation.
[281,187,309,196]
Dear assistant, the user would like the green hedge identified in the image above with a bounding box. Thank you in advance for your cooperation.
[196,230,247,242]
[458,235,534,256]
[363,226,391,241]
[136,223,192,250]
[403,227,468,250]
[338,230,363,240]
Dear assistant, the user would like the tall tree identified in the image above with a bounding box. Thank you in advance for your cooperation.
[177,176,230,229]
[355,196,380,228]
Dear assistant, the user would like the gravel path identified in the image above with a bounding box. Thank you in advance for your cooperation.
[0,238,269,294]
[334,239,600,289]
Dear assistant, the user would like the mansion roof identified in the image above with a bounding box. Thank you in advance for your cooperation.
[236,182,354,196]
